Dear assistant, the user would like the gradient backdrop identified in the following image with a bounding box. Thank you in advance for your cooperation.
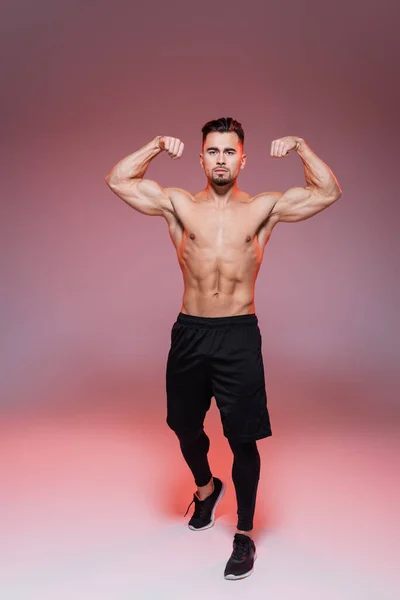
[1,0,399,598]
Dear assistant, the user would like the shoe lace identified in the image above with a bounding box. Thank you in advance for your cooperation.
[184,494,205,518]
[231,538,250,560]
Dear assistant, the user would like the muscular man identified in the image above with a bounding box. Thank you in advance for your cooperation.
[105,117,342,580]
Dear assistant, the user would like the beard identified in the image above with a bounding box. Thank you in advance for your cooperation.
[212,171,232,186]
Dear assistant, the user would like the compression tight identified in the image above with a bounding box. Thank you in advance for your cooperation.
[176,428,260,531]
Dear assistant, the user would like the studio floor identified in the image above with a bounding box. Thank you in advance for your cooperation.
[1,400,399,600]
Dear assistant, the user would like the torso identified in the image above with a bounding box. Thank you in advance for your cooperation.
[163,188,279,317]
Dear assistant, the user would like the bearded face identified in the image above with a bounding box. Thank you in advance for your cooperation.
[200,131,246,186]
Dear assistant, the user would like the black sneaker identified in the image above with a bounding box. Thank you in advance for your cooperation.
[184,477,225,531]
[224,533,257,580]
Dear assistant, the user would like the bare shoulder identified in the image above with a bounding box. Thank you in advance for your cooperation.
[250,190,282,205]
[165,187,194,203]
[249,191,283,231]
[161,187,194,228]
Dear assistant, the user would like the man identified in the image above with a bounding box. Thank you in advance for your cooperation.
[105,117,342,580]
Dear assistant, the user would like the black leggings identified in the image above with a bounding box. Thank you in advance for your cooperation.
[177,429,260,531]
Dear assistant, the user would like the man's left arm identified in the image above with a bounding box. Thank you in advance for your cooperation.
[269,137,343,223]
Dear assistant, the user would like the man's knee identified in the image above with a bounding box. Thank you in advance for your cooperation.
[228,438,261,473]
[176,428,207,448]
[228,438,258,456]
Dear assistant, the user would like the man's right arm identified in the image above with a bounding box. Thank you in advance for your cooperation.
[105,136,184,216]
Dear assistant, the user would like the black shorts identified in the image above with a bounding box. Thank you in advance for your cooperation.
[166,312,272,442]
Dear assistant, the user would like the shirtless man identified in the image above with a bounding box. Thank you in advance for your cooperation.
[105,117,342,580]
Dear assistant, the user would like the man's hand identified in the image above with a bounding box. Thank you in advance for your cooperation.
[270,136,304,158]
[157,136,185,159]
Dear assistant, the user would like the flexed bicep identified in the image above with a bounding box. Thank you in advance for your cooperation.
[107,177,174,216]
[105,135,184,217]
[270,186,337,223]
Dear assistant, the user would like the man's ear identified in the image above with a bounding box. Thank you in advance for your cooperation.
[199,152,204,168]
[240,153,247,169]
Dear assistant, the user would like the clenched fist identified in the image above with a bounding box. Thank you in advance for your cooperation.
[270,136,304,158]
[157,136,185,159]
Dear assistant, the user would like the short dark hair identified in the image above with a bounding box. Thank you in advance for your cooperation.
[202,117,244,146]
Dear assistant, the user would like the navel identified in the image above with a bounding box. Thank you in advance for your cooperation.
[189,233,196,240]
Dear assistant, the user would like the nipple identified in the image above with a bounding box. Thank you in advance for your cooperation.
[245,235,252,243]
[189,233,196,240]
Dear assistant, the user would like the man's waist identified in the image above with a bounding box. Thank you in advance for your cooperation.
[176,312,258,328]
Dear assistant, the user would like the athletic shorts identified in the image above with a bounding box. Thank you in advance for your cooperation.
[166,312,272,442]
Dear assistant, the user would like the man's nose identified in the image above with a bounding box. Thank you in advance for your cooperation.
[216,155,226,164]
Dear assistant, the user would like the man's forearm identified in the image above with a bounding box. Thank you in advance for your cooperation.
[296,139,342,199]
[106,136,162,186]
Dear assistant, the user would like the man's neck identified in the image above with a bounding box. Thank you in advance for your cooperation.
[204,181,240,206]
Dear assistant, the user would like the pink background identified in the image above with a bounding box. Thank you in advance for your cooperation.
[1,0,399,597]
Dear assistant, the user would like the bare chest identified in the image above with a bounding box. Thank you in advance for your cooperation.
[178,203,263,248]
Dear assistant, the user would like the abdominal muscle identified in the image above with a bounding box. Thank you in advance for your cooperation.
[181,285,255,318]
[178,246,261,317]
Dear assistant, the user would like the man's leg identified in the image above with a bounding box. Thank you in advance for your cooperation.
[176,428,214,500]
[228,438,261,536]
[202,314,268,577]
[174,427,225,531]
[220,438,260,579]
[167,316,215,501]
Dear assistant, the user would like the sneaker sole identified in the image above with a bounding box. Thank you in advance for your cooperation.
[224,552,257,580]
[188,481,226,531]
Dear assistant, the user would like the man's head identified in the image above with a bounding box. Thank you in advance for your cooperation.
[200,117,247,186]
